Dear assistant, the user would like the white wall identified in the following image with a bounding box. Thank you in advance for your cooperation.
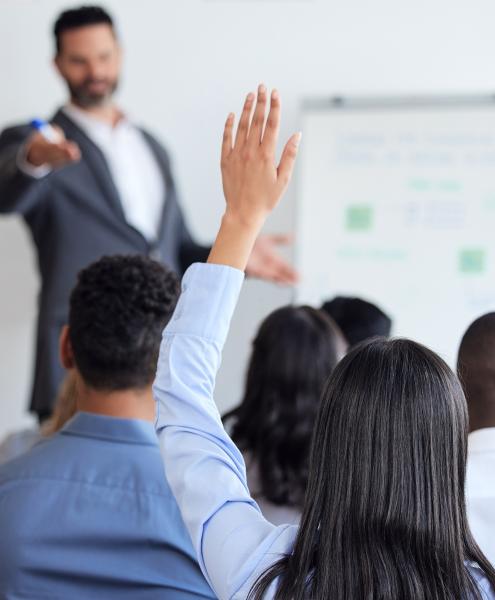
[1,0,495,437]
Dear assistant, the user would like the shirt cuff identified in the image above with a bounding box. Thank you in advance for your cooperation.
[16,144,52,179]
[165,262,245,344]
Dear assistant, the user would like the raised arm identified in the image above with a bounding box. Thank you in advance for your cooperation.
[154,85,300,599]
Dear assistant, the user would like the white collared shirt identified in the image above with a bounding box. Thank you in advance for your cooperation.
[63,105,165,242]
[466,427,495,565]
[19,105,166,242]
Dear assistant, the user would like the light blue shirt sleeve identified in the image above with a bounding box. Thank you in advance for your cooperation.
[154,263,297,600]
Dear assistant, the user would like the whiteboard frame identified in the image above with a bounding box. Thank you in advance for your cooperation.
[295,93,495,303]
[294,93,495,352]
[302,94,495,112]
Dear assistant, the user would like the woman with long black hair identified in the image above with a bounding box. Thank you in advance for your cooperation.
[224,305,346,525]
[154,85,495,599]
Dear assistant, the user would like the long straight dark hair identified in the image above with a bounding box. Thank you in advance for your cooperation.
[250,338,495,599]
[224,305,346,509]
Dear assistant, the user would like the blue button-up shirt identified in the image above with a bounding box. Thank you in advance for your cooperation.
[154,263,495,600]
[0,412,215,599]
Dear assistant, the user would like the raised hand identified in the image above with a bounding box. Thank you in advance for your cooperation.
[221,84,300,226]
[208,84,301,272]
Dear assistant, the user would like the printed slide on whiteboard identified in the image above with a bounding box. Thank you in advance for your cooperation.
[296,96,495,365]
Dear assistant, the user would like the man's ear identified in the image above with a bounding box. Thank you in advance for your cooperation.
[59,325,75,369]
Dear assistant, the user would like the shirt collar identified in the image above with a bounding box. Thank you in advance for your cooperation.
[62,103,131,137]
[468,427,495,454]
[60,411,159,447]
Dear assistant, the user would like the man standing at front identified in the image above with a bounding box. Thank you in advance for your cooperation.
[0,6,297,421]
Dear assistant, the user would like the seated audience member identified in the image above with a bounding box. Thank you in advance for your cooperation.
[154,86,495,599]
[458,313,495,565]
[0,373,77,464]
[321,295,392,347]
[223,306,346,525]
[0,256,214,599]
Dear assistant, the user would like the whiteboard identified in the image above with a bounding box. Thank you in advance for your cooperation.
[296,96,495,366]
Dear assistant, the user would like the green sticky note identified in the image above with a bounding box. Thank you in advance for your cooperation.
[438,180,462,192]
[459,249,485,274]
[346,205,373,231]
[408,178,431,192]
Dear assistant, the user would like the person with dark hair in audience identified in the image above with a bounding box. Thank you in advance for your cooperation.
[153,85,495,599]
[223,306,346,525]
[0,256,214,599]
[458,312,495,566]
[0,5,297,423]
[321,296,392,347]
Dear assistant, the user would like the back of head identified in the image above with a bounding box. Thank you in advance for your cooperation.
[69,255,179,391]
[458,312,495,432]
[251,338,495,600]
[225,306,346,509]
[0,257,213,598]
[321,296,392,347]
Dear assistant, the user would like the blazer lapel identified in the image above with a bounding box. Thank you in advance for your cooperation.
[139,129,174,242]
[52,109,127,224]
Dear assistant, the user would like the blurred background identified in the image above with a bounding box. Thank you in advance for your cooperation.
[1,0,495,438]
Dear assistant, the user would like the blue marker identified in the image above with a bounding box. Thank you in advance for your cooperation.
[30,118,60,143]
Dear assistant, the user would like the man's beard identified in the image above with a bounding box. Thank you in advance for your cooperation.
[67,77,119,108]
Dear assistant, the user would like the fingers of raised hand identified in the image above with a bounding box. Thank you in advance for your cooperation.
[221,86,300,212]
[260,89,281,158]
[221,112,235,165]
[234,92,255,147]
[247,84,268,148]
[230,85,281,158]
[277,132,302,188]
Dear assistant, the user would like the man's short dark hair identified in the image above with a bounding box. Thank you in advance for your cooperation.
[69,255,179,391]
[54,6,114,54]
[321,296,392,348]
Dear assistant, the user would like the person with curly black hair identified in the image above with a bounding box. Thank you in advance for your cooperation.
[224,306,346,525]
[67,254,180,395]
[0,255,215,599]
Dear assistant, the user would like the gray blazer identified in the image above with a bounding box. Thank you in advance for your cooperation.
[0,109,210,418]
